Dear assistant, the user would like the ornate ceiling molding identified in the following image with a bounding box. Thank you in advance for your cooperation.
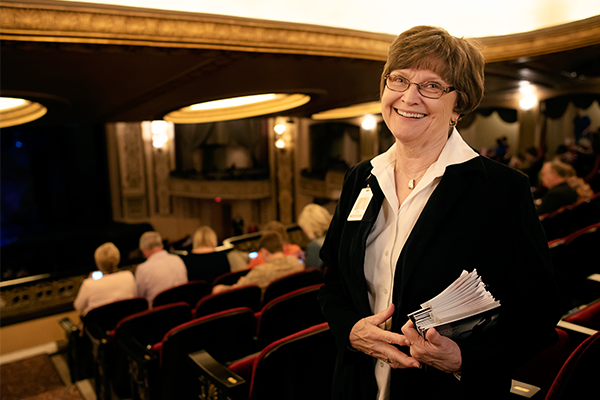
[479,15,600,62]
[0,0,394,60]
[1,1,598,63]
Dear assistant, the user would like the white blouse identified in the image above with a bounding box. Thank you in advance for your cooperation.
[365,129,477,400]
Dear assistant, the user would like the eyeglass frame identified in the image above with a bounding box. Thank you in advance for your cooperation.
[384,74,457,99]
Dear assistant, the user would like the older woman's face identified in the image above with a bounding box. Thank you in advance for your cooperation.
[381,68,459,147]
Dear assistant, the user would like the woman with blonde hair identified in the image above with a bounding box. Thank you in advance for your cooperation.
[180,225,231,284]
[298,203,332,268]
[73,242,137,316]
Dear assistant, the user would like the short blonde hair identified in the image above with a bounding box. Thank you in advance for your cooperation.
[94,242,120,273]
[139,231,163,251]
[381,25,485,117]
[298,204,332,240]
[193,226,218,249]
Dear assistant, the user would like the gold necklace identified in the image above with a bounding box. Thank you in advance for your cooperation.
[396,168,426,190]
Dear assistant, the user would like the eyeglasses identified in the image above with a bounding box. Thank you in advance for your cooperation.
[384,74,456,99]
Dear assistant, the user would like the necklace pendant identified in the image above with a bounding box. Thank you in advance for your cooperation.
[408,179,415,190]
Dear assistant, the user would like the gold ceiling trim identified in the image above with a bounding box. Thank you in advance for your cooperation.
[1,2,598,63]
[480,15,600,62]
[164,93,311,124]
[312,101,382,120]
[0,1,393,60]
[0,100,47,128]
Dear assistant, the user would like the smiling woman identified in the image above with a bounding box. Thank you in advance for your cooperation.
[317,25,563,400]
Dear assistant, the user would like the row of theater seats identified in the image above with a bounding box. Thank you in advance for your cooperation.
[511,299,600,399]
[60,268,329,400]
[507,196,600,398]
[539,192,600,242]
[547,222,600,311]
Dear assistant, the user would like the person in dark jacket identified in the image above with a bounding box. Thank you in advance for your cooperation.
[536,160,579,215]
[318,25,564,400]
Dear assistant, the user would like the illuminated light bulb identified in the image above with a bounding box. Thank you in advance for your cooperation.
[519,96,537,110]
[275,138,286,149]
[362,115,376,130]
[274,123,287,134]
[215,197,222,203]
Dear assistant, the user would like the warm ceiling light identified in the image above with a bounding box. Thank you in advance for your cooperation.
[164,93,310,124]
[189,94,278,111]
[312,101,381,120]
[361,115,377,130]
[518,81,537,110]
[0,97,47,128]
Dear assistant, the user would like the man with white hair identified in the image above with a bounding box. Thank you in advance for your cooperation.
[135,231,188,307]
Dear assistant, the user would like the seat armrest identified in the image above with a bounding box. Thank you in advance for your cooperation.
[85,323,110,360]
[188,350,247,400]
[119,336,159,400]
[59,317,79,334]
[557,320,598,336]
[510,380,541,398]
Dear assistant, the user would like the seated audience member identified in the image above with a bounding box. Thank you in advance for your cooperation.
[181,226,230,284]
[520,146,544,188]
[297,203,332,269]
[212,231,304,297]
[246,221,304,268]
[135,231,188,307]
[73,242,137,316]
[536,160,579,215]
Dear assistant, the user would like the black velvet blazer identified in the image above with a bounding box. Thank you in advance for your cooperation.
[318,154,564,400]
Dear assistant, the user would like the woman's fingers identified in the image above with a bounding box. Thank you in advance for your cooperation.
[401,320,462,373]
[349,305,420,369]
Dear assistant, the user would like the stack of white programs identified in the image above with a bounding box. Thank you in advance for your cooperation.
[408,269,501,341]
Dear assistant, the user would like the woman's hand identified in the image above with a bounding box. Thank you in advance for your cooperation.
[349,304,421,369]
[401,320,462,373]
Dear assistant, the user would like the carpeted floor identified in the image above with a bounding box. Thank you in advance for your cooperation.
[1,354,83,400]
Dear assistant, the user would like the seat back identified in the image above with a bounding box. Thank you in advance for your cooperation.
[194,285,262,317]
[565,300,600,331]
[212,268,251,286]
[114,302,193,349]
[563,223,600,278]
[111,302,193,398]
[256,284,325,346]
[540,195,600,241]
[261,268,324,306]
[545,331,600,400]
[152,280,211,308]
[82,297,148,333]
[249,323,336,400]
[158,307,257,400]
[512,328,573,399]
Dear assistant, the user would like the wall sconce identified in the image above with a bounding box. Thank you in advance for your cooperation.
[151,120,169,149]
[518,81,537,111]
[274,119,293,149]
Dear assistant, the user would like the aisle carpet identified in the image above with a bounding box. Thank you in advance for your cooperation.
[1,354,83,400]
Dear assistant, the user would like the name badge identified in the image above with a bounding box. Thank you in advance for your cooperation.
[347,187,373,221]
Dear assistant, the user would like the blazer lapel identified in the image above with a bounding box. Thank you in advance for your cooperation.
[394,156,488,300]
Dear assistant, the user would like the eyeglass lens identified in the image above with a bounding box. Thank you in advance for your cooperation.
[386,75,448,99]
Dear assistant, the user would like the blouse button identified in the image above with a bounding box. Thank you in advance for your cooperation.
[380,362,385,368]
[385,251,389,256]
[383,288,388,295]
